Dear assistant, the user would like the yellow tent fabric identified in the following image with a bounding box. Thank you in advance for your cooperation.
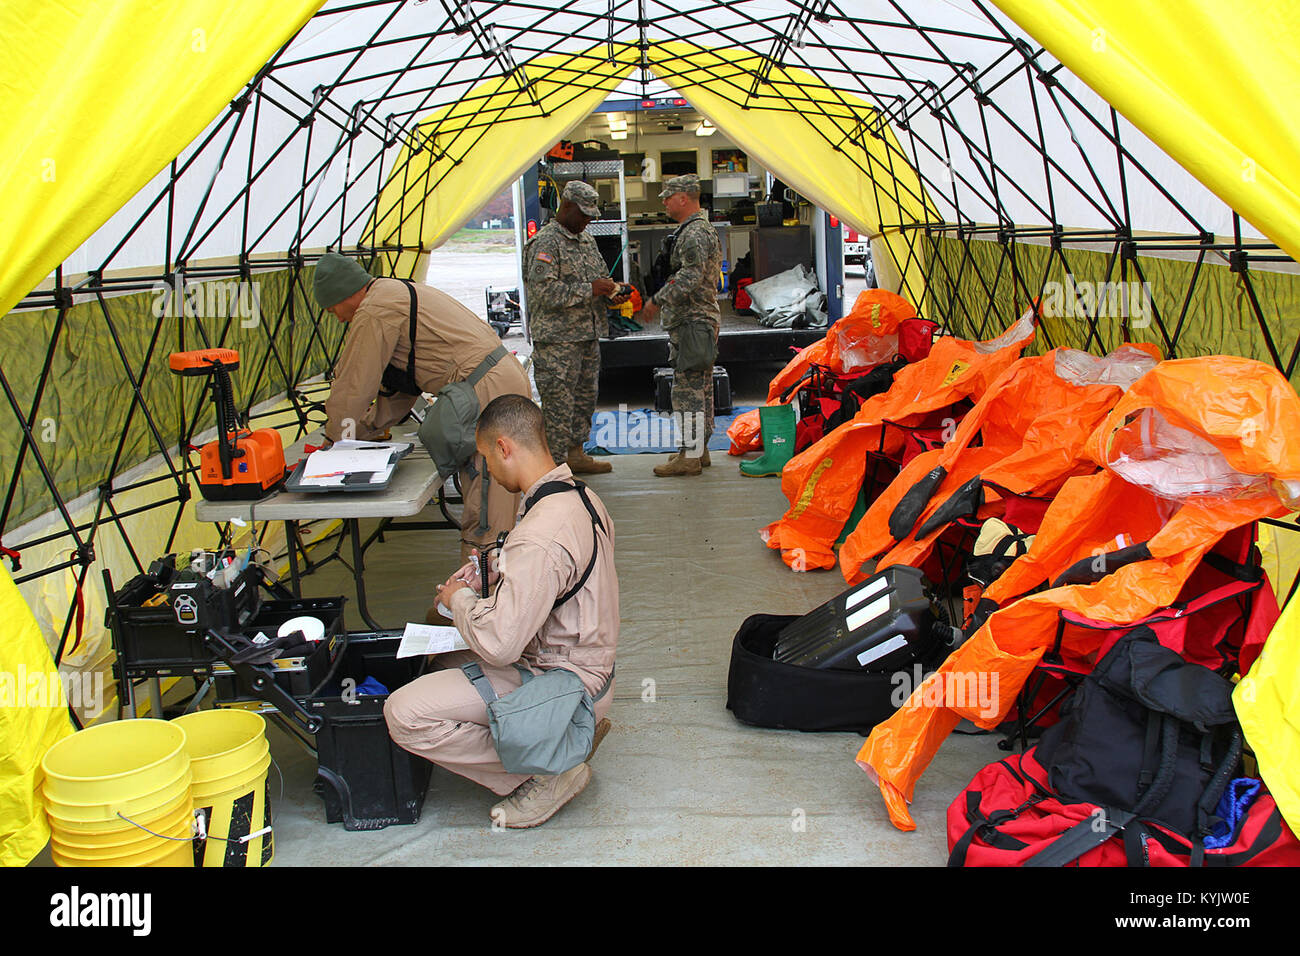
[992,0,1300,265]
[376,40,934,303]
[372,45,640,278]
[0,0,325,318]
[647,41,934,305]
[0,564,74,866]
[1235,596,1300,836]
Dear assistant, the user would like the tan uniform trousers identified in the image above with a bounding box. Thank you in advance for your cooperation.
[383,651,614,796]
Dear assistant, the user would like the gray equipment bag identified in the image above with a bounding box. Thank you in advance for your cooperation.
[418,344,508,479]
[461,662,613,775]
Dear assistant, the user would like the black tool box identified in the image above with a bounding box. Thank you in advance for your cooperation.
[303,632,432,830]
[107,557,262,679]
[653,365,732,414]
[211,597,346,701]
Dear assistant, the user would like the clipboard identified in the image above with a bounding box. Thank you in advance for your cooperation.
[283,443,410,494]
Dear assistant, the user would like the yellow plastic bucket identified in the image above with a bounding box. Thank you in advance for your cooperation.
[172,710,274,867]
[44,786,192,835]
[41,718,197,867]
[41,718,189,807]
[43,763,191,823]
[51,799,194,851]
[51,832,194,868]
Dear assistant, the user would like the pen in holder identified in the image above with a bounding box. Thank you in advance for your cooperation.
[476,532,509,598]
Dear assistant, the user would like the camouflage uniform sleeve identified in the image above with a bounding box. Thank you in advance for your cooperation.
[524,229,594,312]
[652,220,718,318]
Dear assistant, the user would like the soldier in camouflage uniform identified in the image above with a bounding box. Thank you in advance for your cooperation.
[523,180,627,474]
[634,174,723,477]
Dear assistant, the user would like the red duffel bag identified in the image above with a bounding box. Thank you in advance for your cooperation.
[948,747,1300,867]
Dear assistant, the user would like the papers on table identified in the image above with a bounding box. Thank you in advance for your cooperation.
[297,440,412,488]
[397,623,469,659]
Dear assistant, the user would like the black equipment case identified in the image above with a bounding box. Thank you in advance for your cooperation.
[653,365,733,414]
[773,565,936,671]
[305,632,432,830]
[727,568,955,733]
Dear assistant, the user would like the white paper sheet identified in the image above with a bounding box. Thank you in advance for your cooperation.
[397,623,469,658]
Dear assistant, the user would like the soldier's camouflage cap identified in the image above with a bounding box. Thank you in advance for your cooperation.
[659,173,701,199]
[561,180,601,218]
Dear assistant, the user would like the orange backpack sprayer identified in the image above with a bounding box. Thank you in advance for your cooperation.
[169,348,285,500]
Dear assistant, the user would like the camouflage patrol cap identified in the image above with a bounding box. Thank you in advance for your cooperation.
[659,173,701,199]
[561,180,601,218]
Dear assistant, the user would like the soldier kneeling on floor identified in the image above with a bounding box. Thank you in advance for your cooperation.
[384,395,619,828]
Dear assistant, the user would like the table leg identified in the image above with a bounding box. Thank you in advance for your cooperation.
[348,518,383,631]
[284,519,302,598]
[147,677,164,718]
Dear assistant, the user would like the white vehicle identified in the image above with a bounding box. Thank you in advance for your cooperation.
[843,225,869,265]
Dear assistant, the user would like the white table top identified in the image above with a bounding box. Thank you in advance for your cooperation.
[193,426,444,523]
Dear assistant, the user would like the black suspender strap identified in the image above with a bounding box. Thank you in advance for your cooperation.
[402,280,418,382]
[523,479,607,611]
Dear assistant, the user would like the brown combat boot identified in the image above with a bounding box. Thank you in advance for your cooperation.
[653,452,703,477]
[567,445,612,474]
[589,718,611,759]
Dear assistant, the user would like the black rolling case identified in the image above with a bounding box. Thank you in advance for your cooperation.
[653,365,732,414]
[726,614,948,734]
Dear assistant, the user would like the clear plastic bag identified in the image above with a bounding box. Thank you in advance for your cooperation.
[1106,407,1273,500]
[1054,345,1158,391]
[974,307,1035,354]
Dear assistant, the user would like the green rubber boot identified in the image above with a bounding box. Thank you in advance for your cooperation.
[739,403,797,477]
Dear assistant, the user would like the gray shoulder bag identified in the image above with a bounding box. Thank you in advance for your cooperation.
[417,343,508,480]
[460,481,613,775]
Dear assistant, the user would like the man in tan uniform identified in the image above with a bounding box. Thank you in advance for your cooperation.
[383,395,618,828]
[314,252,531,561]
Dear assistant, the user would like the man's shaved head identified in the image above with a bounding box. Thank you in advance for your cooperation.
[476,394,549,454]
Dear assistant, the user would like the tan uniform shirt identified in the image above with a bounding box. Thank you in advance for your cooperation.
[448,464,618,697]
[324,277,521,442]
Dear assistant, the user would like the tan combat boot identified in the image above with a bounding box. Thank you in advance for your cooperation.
[669,447,711,467]
[567,445,612,474]
[653,451,703,477]
[490,762,592,828]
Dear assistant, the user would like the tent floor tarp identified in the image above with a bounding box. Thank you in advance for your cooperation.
[29,453,993,866]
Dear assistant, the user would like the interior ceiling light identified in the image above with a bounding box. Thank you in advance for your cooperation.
[696,120,716,137]
[608,119,628,132]
[611,130,628,140]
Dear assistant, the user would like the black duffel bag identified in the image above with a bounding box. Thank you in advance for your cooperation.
[726,614,944,734]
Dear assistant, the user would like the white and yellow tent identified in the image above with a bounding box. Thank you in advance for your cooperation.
[2,0,1299,865]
